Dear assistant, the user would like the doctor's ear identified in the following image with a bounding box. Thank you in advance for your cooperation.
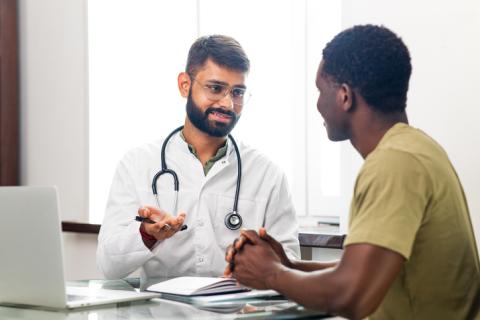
[178,72,192,98]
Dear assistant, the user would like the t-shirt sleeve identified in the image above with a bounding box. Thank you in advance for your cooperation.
[344,149,432,259]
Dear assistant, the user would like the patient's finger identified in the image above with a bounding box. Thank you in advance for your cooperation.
[239,229,261,245]
[259,227,267,238]
[260,228,276,244]
[225,244,236,262]
[234,235,248,250]
[223,265,232,277]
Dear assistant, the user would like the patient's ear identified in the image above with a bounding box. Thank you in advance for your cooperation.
[337,83,355,112]
[178,72,191,98]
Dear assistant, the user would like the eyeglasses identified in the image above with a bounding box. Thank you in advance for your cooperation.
[190,77,251,106]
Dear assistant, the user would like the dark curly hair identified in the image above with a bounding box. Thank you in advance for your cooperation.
[186,35,250,77]
[322,25,412,113]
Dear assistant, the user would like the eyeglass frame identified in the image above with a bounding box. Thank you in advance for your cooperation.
[188,74,252,106]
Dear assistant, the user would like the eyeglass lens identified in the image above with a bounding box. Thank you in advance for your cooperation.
[204,83,250,106]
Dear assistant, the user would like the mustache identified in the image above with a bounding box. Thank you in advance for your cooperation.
[205,107,236,118]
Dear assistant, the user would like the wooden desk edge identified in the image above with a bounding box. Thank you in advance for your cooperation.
[61,221,345,249]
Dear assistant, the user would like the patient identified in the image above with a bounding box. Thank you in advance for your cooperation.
[225,25,480,319]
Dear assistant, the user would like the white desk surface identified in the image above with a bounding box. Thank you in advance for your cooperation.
[0,279,345,319]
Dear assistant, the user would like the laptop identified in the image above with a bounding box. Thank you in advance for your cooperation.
[0,186,160,309]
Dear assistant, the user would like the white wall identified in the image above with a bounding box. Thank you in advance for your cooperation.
[18,0,91,280]
[342,0,480,249]
[18,0,89,222]
[18,0,480,279]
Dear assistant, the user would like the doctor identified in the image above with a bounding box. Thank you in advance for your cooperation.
[97,35,300,280]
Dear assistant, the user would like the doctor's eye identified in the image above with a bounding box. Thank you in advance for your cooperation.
[206,84,226,95]
[231,88,246,98]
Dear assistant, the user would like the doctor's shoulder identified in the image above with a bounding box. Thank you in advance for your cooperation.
[116,140,164,172]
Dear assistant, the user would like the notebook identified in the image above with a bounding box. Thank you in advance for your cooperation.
[146,277,283,308]
[146,277,250,296]
[0,186,160,309]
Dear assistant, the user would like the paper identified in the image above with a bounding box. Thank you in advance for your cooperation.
[190,289,282,304]
[146,277,250,296]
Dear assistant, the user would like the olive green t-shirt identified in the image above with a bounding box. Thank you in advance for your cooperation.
[179,131,227,176]
[344,123,480,319]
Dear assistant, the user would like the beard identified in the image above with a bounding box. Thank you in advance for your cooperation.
[186,90,240,137]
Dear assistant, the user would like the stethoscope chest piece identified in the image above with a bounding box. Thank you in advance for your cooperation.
[225,211,242,230]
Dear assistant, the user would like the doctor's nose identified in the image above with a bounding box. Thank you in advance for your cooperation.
[217,92,235,110]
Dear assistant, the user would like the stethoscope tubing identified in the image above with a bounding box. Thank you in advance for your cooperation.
[151,125,242,230]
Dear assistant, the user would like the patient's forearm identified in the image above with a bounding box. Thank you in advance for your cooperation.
[266,266,355,318]
[291,259,338,272]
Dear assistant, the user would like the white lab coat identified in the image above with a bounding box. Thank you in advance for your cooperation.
[97,132,300,281]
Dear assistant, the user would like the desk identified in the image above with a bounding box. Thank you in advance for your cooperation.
[0,279,344,319]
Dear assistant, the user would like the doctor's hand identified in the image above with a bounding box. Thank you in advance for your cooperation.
[229,231,284,290]
[138,206,186,242]
[224,228,292,277]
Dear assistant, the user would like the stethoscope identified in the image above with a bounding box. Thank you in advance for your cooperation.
[151,126,243,230]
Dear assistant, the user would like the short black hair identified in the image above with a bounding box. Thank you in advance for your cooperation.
[186,35,250,77]
[322,25,412,113]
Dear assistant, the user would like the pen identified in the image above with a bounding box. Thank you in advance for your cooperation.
[135,216,188,231]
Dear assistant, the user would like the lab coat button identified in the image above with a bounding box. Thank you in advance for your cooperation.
[198,220,204,227]
[197,257,204,263]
